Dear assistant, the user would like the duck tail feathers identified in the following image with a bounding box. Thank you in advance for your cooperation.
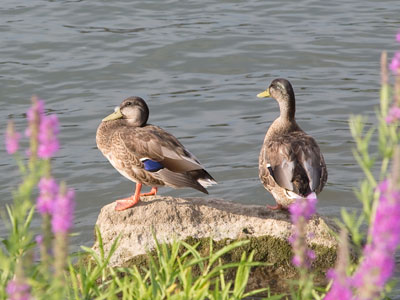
[188,169,217,192]
[285,190,318,201]
[155,168,216,194]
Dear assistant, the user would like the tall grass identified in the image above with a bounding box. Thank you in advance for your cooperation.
[2,33,400,299]
[0,98,276,299]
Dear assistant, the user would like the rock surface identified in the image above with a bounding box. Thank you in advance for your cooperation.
[92,196,340,291]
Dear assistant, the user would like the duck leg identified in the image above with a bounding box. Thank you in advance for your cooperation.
[266,203,285,210]
[140,187,158,196]
[115,183,143,211]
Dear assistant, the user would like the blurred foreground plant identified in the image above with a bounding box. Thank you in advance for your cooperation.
[323,33,400,299]
[3,31,400,300]
[288,193,317,299]
[1,97,75,299]
[0,98,276,299]
[285,31,400,300]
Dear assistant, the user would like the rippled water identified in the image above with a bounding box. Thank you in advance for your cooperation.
[1,0,399,295]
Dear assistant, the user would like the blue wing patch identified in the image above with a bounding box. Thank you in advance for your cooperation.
[142,159,164,172]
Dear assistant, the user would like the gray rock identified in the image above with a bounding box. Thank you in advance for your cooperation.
[92,196,339,291]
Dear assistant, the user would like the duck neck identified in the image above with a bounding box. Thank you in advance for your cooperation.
[126,119,146,127]
[278,97,295,121]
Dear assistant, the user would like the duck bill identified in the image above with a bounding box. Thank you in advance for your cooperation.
[102,107,123,121]
[257,90,270,98]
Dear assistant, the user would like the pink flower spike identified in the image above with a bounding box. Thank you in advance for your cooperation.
[26,99,44,124]
[35,235,43,245]
[6,121,21,155]
[377,179,389,192]
[389,52,400,75]
[289,193,317,223]
[292,255,302,267]
[351,178,400,298]
[288,193,318,270]
[25,98,44,140]
[51,187,75,234]
[6,279,31,300]
[307,249,316,260]
[324,270,353,300]
[37,177,59,215]
[38,114,59,159]
[385,106,400,124]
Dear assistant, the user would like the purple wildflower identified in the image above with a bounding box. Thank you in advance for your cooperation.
[25,98,44,159]
[27,99,44,122]
[351,179,400,299]
[37,177,59,215]
[51,187,75,234]
[38,114,59,159]
[389,52,400,75]
[307,249,316,260]
[289,192,317,223]
[35,235,43,245]
[385,106,400,124]
[324,230,353,300]
[52,186,74,280]
[324,269,353,300]
[6,279,31,300]
[25,98,60,159]
[288,193,318,269]
[25,99,44,138]
[6,121,21,155]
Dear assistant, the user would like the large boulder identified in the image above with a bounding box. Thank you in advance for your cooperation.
[92,196,339,291]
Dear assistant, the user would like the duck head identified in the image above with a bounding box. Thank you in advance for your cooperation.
[103,96,149,127]
[257,78,296,120]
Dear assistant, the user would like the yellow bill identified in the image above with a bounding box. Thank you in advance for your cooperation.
[257,90,270,98]
[102,107,123,121]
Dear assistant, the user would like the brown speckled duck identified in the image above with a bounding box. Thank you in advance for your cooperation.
[257,78,327,210]
[96,96,217,211]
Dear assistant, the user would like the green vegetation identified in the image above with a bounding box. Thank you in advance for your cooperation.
[2,46,400,299]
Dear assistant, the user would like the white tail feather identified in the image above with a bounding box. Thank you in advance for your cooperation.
[197,178,217,188]
[285,190,318,200]
[285,190,303,199]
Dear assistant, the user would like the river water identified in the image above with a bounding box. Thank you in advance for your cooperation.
[1,0,399,296]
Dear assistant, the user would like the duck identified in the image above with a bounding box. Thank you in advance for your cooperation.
[96,96,217,211]
[256,78,327,210]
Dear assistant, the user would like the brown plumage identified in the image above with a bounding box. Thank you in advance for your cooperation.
[96,96,216,211]
[257,79,327,209]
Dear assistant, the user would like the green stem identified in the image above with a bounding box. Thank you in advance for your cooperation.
[40,214,52,277]
[14,153,27,176]
[54,232,68,294]
[380,157,389,179]
[44,159,51,178]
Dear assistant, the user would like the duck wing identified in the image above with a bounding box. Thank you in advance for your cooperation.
[117,125,216,193]
[262,132,327,197]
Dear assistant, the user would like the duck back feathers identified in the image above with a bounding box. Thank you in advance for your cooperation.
[96,97,216,194]
[259,131,326,198]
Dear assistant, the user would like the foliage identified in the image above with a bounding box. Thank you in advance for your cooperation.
[2,34,400,300]
[0,98,275,300]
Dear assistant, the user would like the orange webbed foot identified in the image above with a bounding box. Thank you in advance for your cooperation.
[266,203,286,211]
[115,195,140,211]
[114,184,157,211]
[140,187,158,197]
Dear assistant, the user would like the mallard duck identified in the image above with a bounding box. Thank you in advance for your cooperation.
[96,96,217,211]
[256,78,327,210]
